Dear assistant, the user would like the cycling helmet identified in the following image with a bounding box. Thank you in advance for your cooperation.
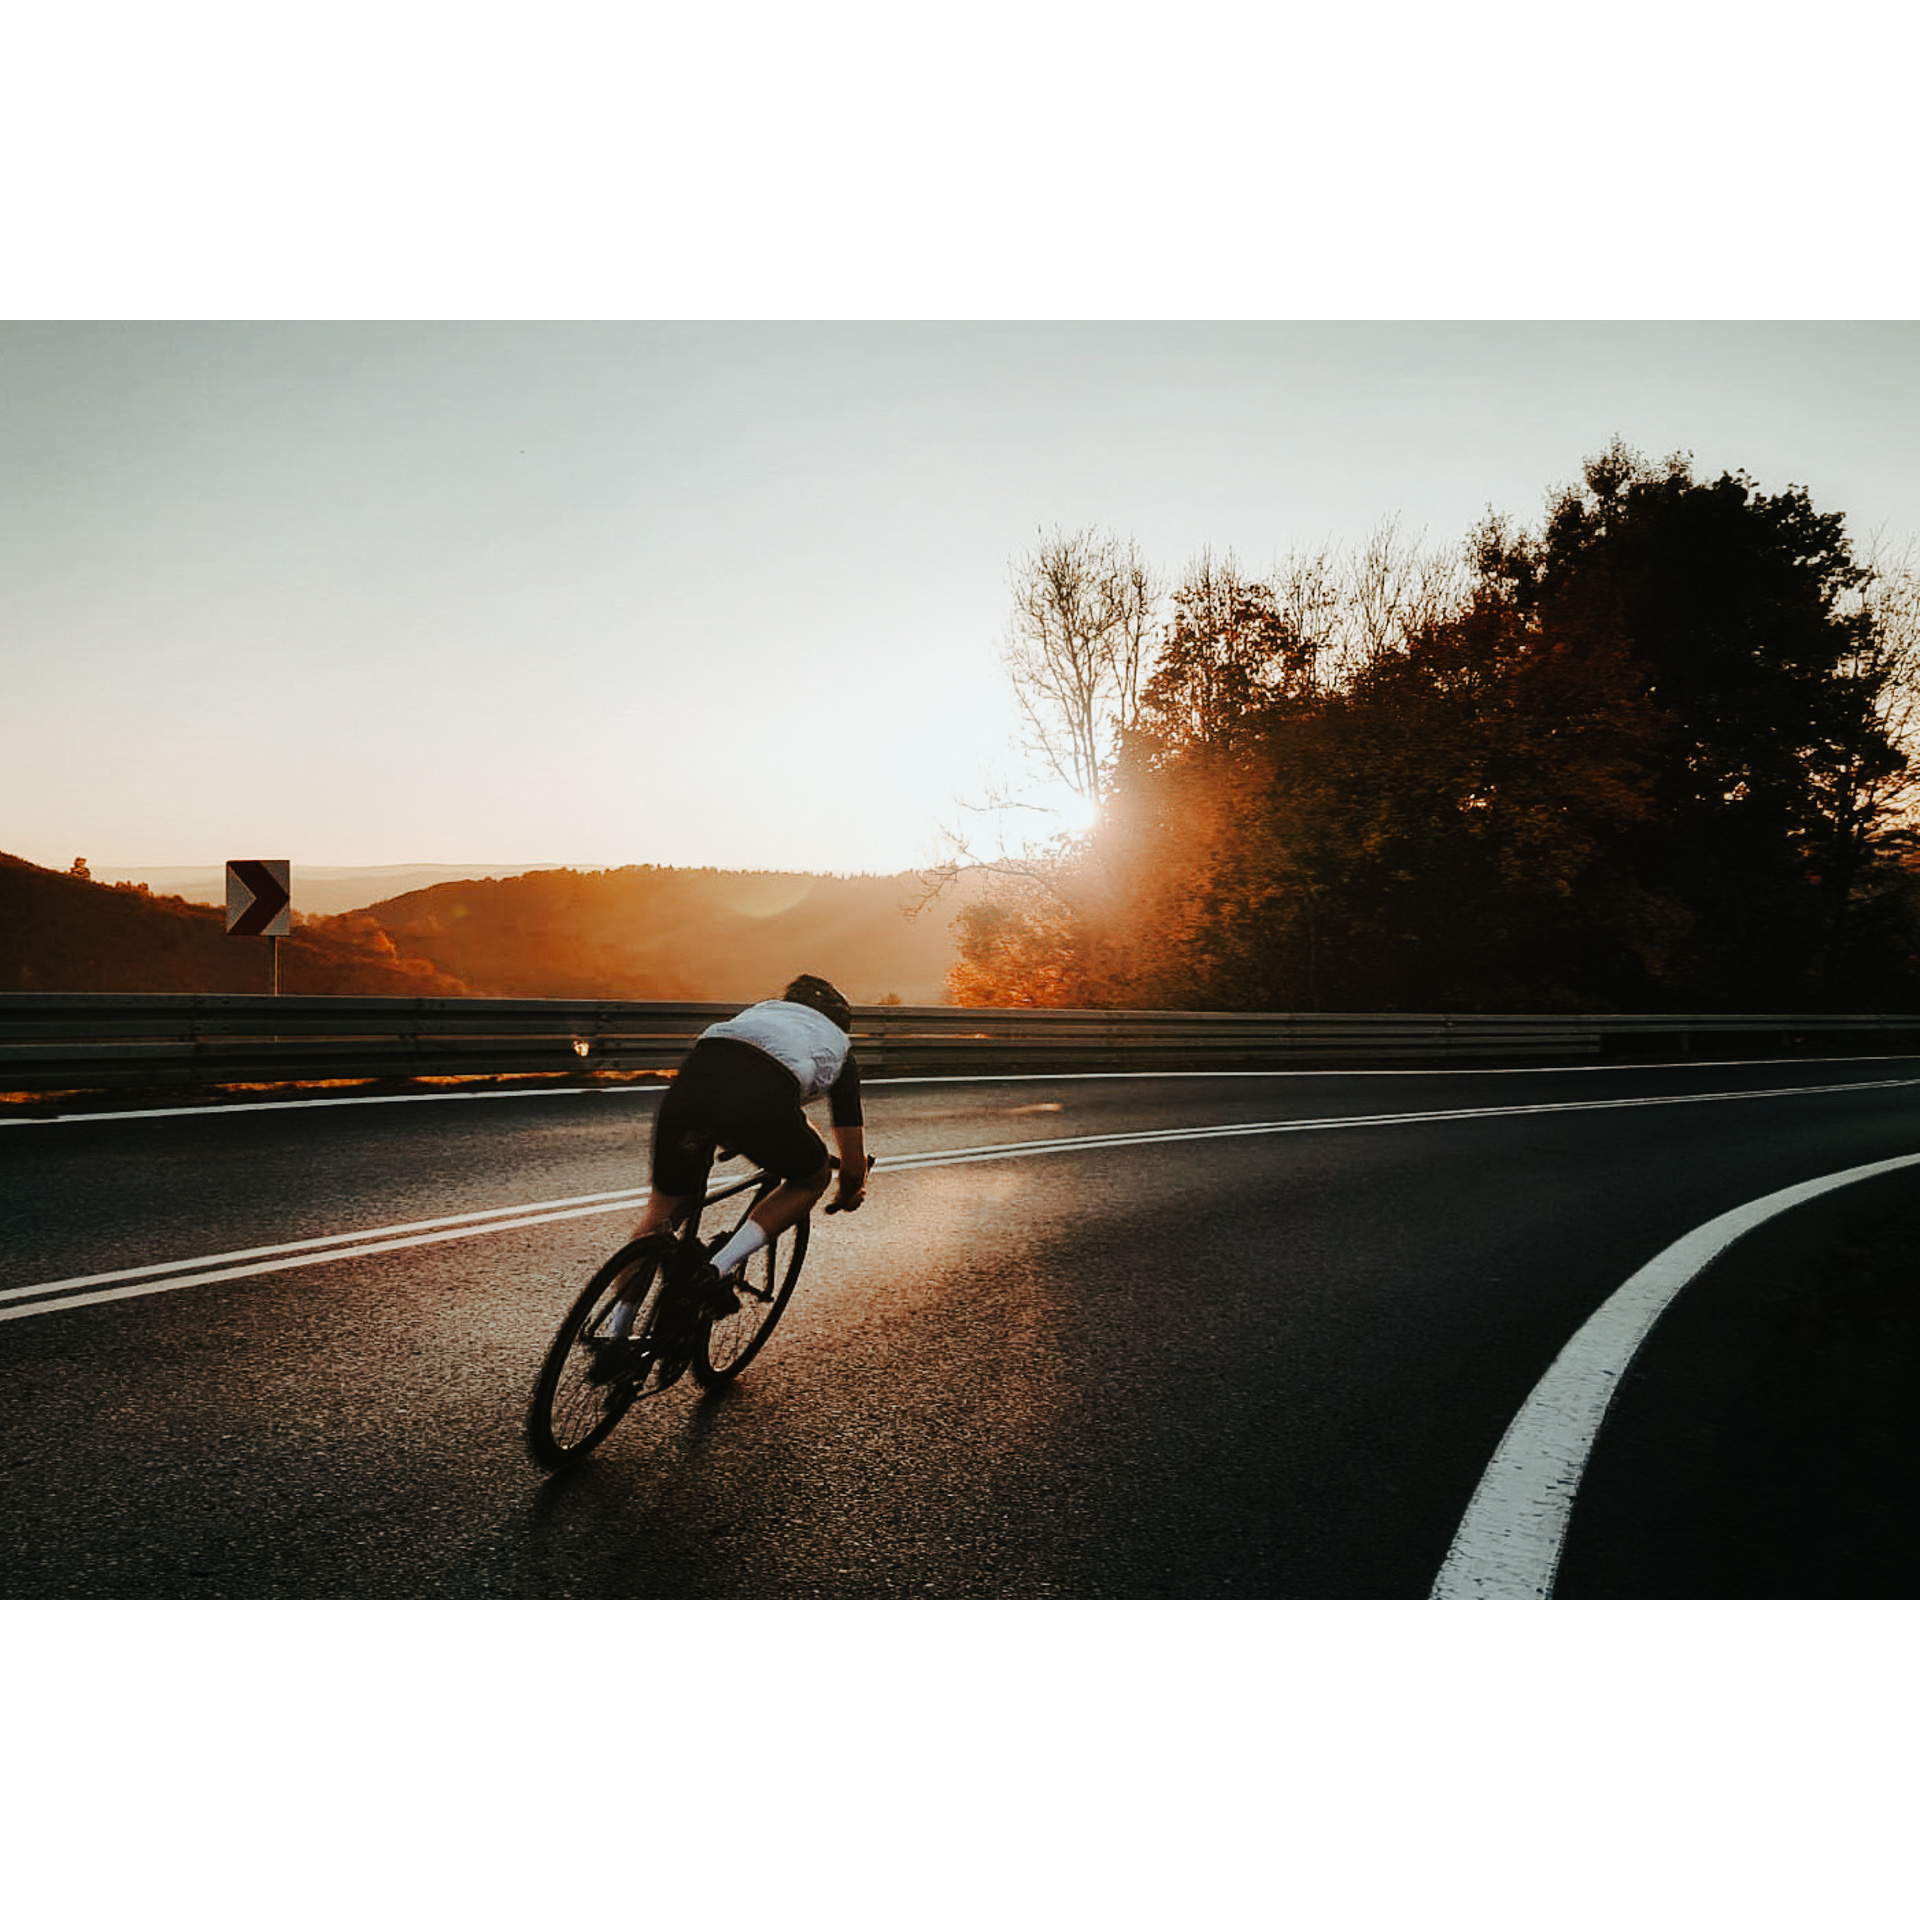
[782,973,854,1032]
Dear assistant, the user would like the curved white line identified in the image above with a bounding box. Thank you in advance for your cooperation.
[1431,1150,1920,1600]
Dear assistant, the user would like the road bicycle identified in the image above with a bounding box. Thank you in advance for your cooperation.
[526,1148,854,1471]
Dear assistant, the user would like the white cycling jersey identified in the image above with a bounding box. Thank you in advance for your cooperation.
[700,999,850,1102]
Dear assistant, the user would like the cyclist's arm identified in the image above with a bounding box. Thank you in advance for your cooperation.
[823,1051,866,1211]
[830,1126,867,1209]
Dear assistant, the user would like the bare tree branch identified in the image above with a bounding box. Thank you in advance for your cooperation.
[1002,526,1159,804]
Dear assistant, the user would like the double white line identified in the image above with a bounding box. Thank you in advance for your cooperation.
[8,1073,1917,1324]
[878,1074,1920,1168]
[0,1188,650,1323]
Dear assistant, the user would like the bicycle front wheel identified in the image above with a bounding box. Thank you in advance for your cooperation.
[693,1214,809,1388]
[526,1240,673,1471]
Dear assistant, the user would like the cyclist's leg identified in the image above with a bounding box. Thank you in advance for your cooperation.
[642,1051,829,1308]
[623,1069,713,1249]
[529,1236,681,1466]
[694,1177,812,1387]
[598,1193,709,1368]
[720,1159,830,1255]
[701,1110,831,1277]
[625,1194,684,1243]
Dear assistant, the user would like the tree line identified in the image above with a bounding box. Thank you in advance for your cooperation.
[941,444,1920,1013]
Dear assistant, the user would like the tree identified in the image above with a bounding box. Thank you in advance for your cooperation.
[1111,551,1333,1007]
[922,526,1156,998]
[1484,441,1907,1003]
[1002,526,1157,806]
[1137,550,1297,754]
[946,882,1083,1007]
[1805,538,1920,1000]
[947,452,1919,1015]
[1297,587,1666,1008]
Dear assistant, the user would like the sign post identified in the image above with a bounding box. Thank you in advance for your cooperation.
[225,860,293,994]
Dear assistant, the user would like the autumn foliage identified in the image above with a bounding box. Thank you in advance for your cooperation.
[951,448,1920,1013]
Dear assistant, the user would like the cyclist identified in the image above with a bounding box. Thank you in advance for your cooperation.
[597,974,868,1358]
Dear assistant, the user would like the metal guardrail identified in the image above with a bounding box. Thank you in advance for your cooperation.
[4,994,1920,1094]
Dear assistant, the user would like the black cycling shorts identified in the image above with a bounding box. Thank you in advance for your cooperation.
[649,1037,831,1196]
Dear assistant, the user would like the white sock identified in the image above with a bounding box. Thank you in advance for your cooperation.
[713,1222,771,1275]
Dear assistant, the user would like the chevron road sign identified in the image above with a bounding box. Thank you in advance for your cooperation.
[225,860,292,938]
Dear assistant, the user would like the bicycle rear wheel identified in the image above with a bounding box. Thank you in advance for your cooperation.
[693,1211,809,1387]
[526,1239,675,1470]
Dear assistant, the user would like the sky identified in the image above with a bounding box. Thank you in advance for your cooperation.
[6,320,1919,880]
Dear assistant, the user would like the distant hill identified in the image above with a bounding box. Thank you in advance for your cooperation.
[0,852,472,996]
[87,863,566,917]
[4,853,978,1003]
[319,865,977,1004]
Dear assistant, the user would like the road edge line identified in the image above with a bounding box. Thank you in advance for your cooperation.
[1430,1149,1920,1600]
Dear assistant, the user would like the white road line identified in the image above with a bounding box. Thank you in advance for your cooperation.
[877,1074,1920,1169]
[0,1186,650,1305]
[0,1201,645,1322]
[6,1056,1918,1126]
[1431,1150,1920,1600]
[0,1084,669,1127]
[12,1073,1918,1325]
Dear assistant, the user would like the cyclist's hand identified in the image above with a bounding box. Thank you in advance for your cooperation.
[825,1154,874,1215]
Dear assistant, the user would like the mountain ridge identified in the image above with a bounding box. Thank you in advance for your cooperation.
[87,863,572,918]
[317,864,977,1004]
[4,853,976,1003]
[0,852,472,996]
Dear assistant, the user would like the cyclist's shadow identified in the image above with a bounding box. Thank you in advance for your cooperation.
[525,1377,754,1529]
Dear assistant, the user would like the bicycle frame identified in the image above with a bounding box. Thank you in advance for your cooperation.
[526,1150,850,1470]
[701,1157,771,1213]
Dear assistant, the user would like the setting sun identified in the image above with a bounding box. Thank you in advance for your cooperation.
[1051,790,1102,837]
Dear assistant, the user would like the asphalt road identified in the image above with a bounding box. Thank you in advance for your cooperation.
[5,1056,1919,1598]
